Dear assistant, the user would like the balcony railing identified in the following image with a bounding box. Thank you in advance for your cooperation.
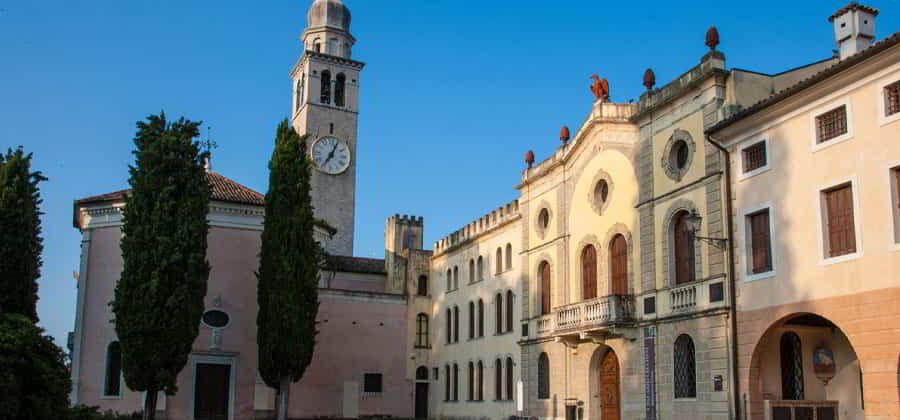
[764,400,838,420]
[534,295,635,338]
[652,276,728,318]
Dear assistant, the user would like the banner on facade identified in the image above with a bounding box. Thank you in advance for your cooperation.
[644,327,657,420]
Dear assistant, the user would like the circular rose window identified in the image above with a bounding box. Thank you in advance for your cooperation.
[202,309,230,329]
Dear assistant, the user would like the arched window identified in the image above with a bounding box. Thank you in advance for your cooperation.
[496,247,503,274]
[780,332,805,400]
[446,269,452,291]
[468,301,475,340]
[505,357,514,401]
[674,334,697,398]
[477,299,484,337]
[334,73,346,107]
[295,74,305,112]
[445,308,452,344]
[540,261,551,315]
[469,259,475,283]
[313,38,322,53]
[103,341,122,397]
[320,70,332,104]
[416,313,429,348]
[468,362,474,401]
[494,358,503,400]
[453,363,459,401]
[477,361,484,401]
[505,290,514,333]
[453,266,459,289]
[416,366,429,381]
[445,365,451,401]
[477,256,484,281]
[495,293,503,334]
[673,211,695,285]
[417,275,428,296]
[610,234,628,295]
[506,243,513,270]
[453,306,459,343]
[581,245,597,300]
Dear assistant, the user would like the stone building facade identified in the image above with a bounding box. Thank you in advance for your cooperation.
[69,1,900,419]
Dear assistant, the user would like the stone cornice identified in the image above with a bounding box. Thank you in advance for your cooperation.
[290,51,366,78]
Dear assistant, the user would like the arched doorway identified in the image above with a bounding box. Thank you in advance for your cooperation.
[747,313,862,420]
[599,350,621,420]
[415,366,429,419]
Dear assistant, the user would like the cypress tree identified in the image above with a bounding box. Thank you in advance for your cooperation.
[0,148,46,322]
[257,120,322,420]
[113,113,210,420]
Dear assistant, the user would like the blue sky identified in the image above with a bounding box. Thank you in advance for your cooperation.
[1,0,896,347]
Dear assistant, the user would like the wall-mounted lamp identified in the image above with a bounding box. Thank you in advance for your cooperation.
[687,210,728,249]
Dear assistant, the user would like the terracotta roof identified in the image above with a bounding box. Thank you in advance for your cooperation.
[707,32,900,135]
[75,171,264,207]
[829,2,879,22]
[324,255,386,275]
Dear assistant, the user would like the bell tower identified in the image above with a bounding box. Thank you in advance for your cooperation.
[291,0,364,256]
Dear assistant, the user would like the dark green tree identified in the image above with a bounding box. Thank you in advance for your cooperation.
[113,113,210,420]
[0,148,46,322]
[257,120,323,420]
[0,313,71,420]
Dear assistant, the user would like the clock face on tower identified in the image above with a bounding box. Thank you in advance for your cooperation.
[310,136,351,175]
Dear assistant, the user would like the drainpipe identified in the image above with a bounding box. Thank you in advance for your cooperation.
[705,133,740,420]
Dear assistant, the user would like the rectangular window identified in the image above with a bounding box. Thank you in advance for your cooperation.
[816,105,848,144]
[885,81,900,117]
[823,184,856,258]
[747,209,773,274]
[363,373,383,393]
[742,141,767,173]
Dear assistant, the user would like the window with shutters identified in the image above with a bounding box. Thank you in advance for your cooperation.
[822,183,857,259]
[674,335,696,399]
[415,313,429,348]
[815,105,848,144]
[892,168,900,245]
[610,235,628,295]
[537,353,550,399]
[885,81,900,116]
[746,208,774,276]
[780,332,805,400]
[540,261,551,314]
[742,140,768,174]
[505,291,514,333]
[672,211,695,285]
[581,245,597,300]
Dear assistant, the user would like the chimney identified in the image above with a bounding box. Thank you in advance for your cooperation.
[829,2,879,60]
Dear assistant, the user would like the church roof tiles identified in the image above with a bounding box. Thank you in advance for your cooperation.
[75,171,265,207]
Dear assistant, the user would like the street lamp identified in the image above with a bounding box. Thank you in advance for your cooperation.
[687,210,728,249]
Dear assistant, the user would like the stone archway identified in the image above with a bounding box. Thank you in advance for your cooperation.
[746,313,862,420]
[589,346,621,420]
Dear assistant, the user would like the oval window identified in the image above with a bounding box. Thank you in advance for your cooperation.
[538,208,550,230]
[670,140,689,170]
[594,180,609,207]
[202,309,230,328]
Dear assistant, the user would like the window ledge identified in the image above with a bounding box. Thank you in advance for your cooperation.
[738,165,771,182]
[819,251,863,266]
[743,270,776,283]
[879,111,900,127]
[811,133,854,153]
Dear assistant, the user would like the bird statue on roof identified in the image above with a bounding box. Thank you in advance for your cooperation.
[590,74,610,102]
[706,26,720,51]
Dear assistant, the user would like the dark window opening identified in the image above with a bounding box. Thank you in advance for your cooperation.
[363,373,383,393]
[674,334,696,399]
[748,209,773,274]
[743,141,768,173]
[885,81,900,116]
[104,341,122,396]
[320,70,332,104]
[537,353,549,399]
[334,73,346,107]
[780,332,805,400]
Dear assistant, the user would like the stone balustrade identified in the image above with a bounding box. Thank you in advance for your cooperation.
[533,295,635,338]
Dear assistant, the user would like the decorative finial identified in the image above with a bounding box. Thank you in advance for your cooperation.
[705,26,720,51]
[560,126,571,144]
[643,68,656,91]
[589,74,610,102]
[202,126,217,172]
[525,150,535,168]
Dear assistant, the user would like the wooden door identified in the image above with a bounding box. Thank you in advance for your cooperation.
[415,382,429,419]
[599,351,620,420]
[610,235,628,295]
[194,363,230,420]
